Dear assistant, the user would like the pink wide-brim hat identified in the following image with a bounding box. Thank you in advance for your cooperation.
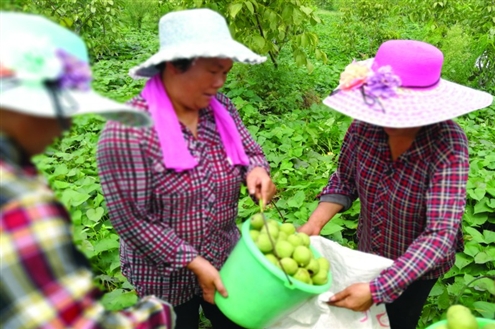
[323,40,493,128]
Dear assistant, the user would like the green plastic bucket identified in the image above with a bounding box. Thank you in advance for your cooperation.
[425,318,495,329]
[215,219,332,329]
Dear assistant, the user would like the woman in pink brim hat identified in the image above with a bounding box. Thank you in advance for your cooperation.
[299,39,493,328]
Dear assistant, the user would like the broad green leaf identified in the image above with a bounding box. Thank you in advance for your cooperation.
[101,289,138,311]
[252,35,265,50]
[53,163,68,177]
[244,1,254,14]
[464,227,486,244]
[463,206,488,225]
[287,191,306,208]
[455,253,473,269]
[463,242,480,257]
[229,3,243,18]
[94,237,120,254]
[437,288,450,310]
[474,198,493,214]
[320,221,344,235]
[472,277,495,295]
[86,207,104,222]
[61,189,90,207]
[483,230,495,244]
[474,251,494,264]
[473,301,495,319]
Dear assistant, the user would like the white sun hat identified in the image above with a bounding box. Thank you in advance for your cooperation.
[0,12,151,127]
[129,8,267,79]
[322,40,493,128]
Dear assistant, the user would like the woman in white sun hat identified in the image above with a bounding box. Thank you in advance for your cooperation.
[0,12,175,329]
[299,39,493,329]
[96,8,276,329]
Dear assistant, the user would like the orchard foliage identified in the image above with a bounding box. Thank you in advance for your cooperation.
[2,0,494,327]
[172,0,328,72]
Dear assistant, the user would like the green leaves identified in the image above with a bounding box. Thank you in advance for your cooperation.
[176,0,327,70]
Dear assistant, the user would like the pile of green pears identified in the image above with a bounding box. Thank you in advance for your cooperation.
[248,213,330,285]
[436,305,495,329]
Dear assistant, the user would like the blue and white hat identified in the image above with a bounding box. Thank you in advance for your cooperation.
[0,12,151,127]
[129,8,267,78]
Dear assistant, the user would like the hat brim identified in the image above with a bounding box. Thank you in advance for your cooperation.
[0,84,152,127]
[130,40,267,78]
[322,63,493,128]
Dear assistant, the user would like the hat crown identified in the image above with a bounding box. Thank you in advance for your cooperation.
[372,40,443,88]
[158,9,232,50]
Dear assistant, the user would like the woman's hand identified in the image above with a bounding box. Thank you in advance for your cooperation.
[187,256,227,304]
[327,282,373,312]
[297,221,323,236]
[246,167,276,207]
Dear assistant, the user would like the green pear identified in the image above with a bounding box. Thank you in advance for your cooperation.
[287,234,303,247]
[312,268,329,285]
[292,245,312,267]
[280,223,296,235]
[292,268,311,284]
[279,257,298,275]
[256,233,274,253]
[260,224,279,239]
[275,240,295,259]
[250,213,264,230]
[298,232,311,247]
[316,257,331,272]
[304,258,320,276]
[446,305,477,329]
[277,231,288,241]
[265,253,279,266]
[249,230,260,242]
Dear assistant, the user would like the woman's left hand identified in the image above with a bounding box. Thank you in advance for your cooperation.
[327,282,373,312]
[246,167,276,207]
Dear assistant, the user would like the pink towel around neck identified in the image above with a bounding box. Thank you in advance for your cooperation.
[141,75,249,172]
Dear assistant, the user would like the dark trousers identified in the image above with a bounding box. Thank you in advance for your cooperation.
[174,295,245,329]
[386,278,437,329]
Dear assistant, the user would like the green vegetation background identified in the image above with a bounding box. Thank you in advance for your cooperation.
[2,0,494,328]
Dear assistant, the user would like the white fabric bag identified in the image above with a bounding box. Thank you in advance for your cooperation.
[267,236,394,329]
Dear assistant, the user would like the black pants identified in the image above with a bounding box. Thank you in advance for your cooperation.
[386,278,437,329]
[174,295,245,329]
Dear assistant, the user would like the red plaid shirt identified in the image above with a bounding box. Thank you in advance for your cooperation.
[321,120,468,304]
[0,133,174,329]
[96,93,269,306]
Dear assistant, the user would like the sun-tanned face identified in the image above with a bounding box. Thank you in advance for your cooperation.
[163,57,233,113]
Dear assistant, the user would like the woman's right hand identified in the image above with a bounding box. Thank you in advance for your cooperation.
[187,256,227,304]
[297,221,323,236]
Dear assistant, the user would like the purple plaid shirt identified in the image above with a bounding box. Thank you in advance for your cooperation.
[96,93,269,306]
[321,120,468,303]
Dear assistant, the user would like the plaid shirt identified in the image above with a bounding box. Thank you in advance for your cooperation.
[0,132,175,329]
[96,93,269,306]
[321,120,468,304]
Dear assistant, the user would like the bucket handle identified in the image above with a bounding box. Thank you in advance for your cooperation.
[259,201,294,286]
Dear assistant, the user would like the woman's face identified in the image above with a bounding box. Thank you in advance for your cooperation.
[165,57,233,111]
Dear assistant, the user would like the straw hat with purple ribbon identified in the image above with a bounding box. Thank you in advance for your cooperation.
[323,40,493,128]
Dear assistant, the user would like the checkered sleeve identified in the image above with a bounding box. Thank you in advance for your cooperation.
[320,121,359,202]
[96,120,198,271]
[217,93,270,178]
[0,196,174,329]
[370,151,469,303]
